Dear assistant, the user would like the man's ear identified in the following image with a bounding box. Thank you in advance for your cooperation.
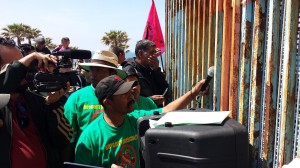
[137,50,143,58]
[103,99,109,106]
[103,99,112,107]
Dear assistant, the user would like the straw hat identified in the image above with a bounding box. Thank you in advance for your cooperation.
[79,50,127,79]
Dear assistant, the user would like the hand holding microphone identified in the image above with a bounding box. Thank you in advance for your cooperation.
[189,66,214,101]
[200,66,214,91]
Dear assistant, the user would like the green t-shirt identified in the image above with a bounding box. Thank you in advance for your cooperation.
[133,96,157,110]
[75,108,163,168]
[64,85,104,142]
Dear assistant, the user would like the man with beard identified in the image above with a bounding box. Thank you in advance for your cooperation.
[0,37,73,168]
[75,75,207,168]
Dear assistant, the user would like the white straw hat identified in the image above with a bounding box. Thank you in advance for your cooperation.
[79,50,127,79]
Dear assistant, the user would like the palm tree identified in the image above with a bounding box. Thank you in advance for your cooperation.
[45,37,56,50]
[23,24,41,45]
[101,30,130,50]
[1,23,25,46]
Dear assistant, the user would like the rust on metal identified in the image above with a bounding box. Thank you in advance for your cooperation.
[165,0,299,166]
[229,0,241,119]
[220,0,232,111]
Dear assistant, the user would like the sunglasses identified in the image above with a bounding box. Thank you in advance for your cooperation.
[16,102,29,128]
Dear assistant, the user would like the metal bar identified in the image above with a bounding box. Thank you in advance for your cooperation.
[229,0,241,119]
[293,5,300,158]
[201,0,207,81]
[259,0,281,167]
[165,0,171,100]
[206,0,217,110]
[202,0,210,108]
[220,0,232,111]
[174,0,180,98]
[191,0,199,108]
[180,0,187,98]
[213,0,224,111]
[238,0,253,130]
[248,0,267,167]
[276,0,298,166]
[178,0,183,97]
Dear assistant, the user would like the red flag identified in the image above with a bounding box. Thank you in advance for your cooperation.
[142,0,165,55]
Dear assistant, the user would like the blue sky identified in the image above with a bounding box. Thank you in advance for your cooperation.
[0,0,165,53]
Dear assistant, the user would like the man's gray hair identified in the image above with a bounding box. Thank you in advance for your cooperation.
[135,40,156,56]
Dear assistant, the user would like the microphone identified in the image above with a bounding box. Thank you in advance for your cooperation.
[52,49,92,59]
[200,66,214,91]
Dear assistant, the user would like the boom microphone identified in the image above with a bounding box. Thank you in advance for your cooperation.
[52,49,92,59]
[200,66,214,91]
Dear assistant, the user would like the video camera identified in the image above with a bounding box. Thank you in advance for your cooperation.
[32,49,91,92]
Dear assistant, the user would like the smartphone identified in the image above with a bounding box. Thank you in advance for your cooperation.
[162,88,168,96]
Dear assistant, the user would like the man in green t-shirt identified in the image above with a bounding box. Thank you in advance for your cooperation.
[64,50,127,147]
[75,75,207,168]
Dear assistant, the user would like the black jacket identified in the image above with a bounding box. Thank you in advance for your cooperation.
[0,61,73,168]
[121,58,171,103]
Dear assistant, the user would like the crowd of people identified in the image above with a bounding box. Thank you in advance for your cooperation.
[0,36,208,168]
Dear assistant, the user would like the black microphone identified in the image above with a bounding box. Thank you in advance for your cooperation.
[52,49,92,59]
[200,66,214,91]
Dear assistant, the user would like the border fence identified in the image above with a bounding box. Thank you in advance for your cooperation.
[164,0,300,167]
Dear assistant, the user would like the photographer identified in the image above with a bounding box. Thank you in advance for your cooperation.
[0,37,73,168]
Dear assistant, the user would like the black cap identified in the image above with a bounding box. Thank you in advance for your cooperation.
[95,75,136,104]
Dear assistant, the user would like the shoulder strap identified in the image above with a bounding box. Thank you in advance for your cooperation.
[77,75,82,87]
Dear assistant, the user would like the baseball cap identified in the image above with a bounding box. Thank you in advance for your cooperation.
[95,75,136,104]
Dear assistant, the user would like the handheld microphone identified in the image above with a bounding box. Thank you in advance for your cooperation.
[200,66,214,91]
[52,49,92,59]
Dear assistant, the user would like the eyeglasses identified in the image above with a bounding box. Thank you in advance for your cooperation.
[16,102,29,128]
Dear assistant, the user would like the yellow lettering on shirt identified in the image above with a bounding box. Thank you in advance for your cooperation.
[105,135,138,150]
[83,105,102,110]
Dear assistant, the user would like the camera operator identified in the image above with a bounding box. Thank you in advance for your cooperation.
[0,37,73,168]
